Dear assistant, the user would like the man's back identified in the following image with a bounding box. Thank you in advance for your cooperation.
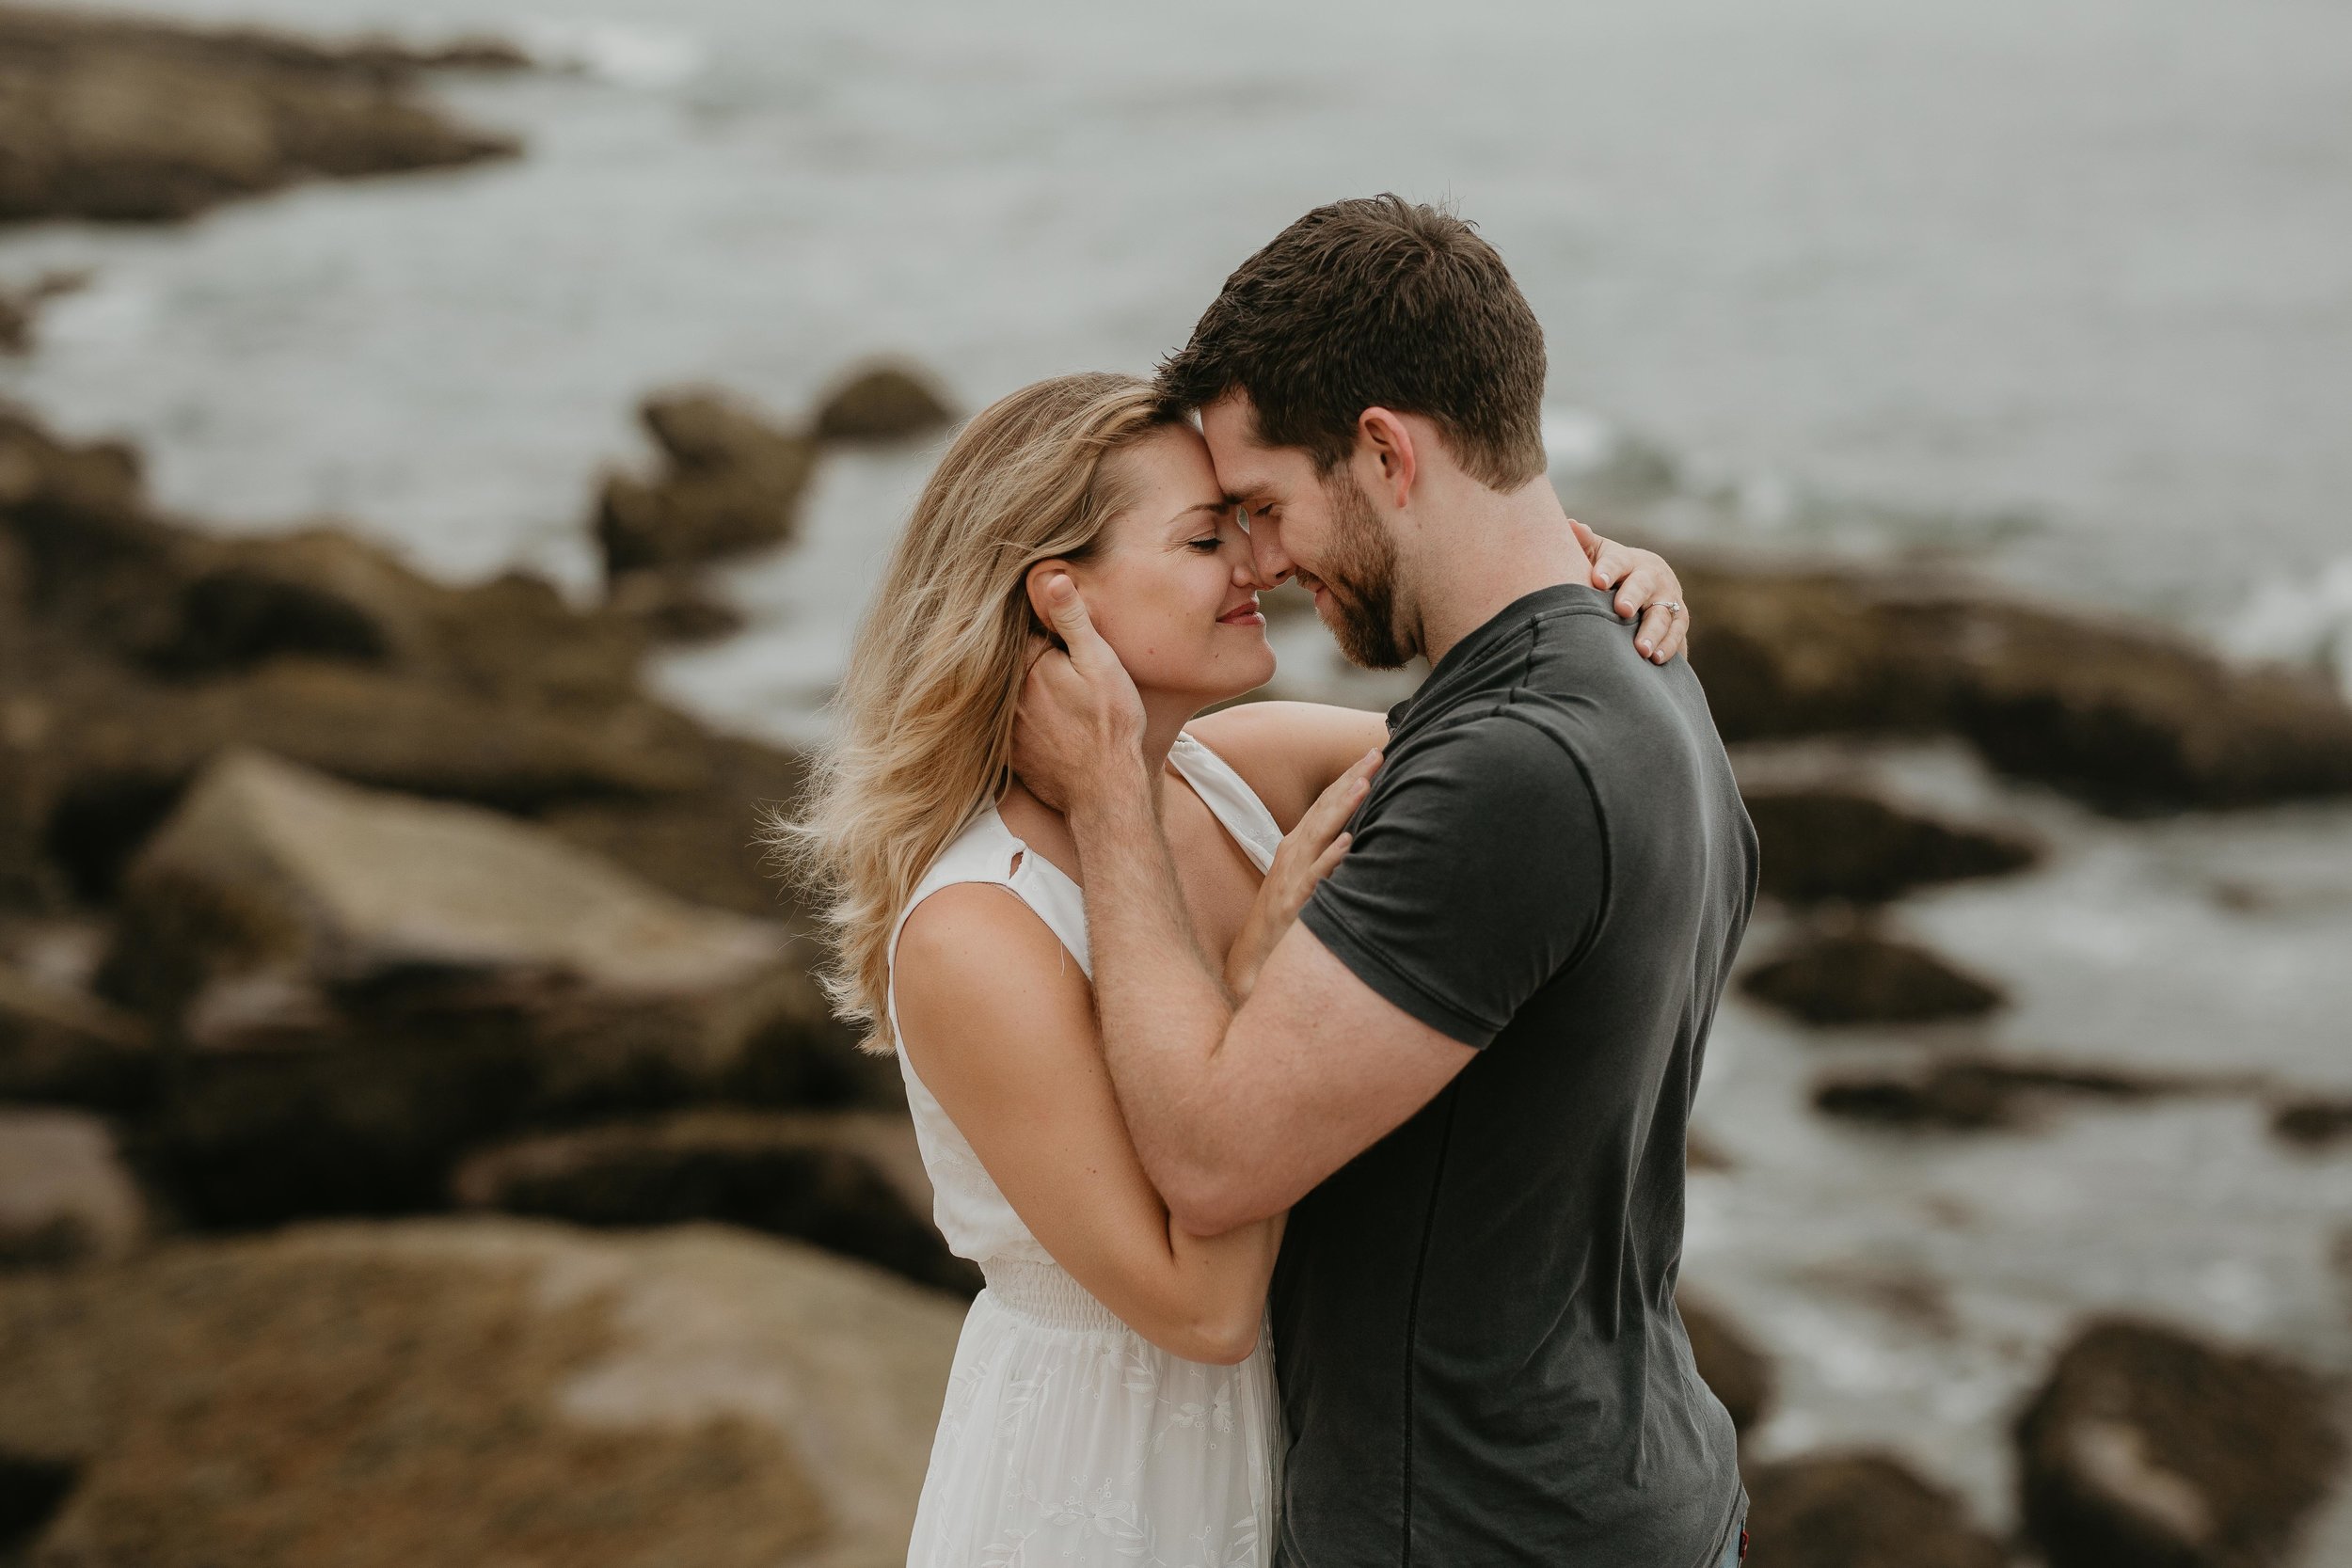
[1278,582,1756,1568]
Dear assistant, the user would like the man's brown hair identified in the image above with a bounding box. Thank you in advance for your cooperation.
[1157,195,1548,491]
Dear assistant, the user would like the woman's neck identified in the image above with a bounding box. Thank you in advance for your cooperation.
[1001,687,1200,841]
[1136,689,1199,781]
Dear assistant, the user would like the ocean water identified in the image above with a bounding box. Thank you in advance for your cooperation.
[5,0,2351,1550]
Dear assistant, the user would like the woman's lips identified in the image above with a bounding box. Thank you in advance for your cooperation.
[1216,601,1264,626]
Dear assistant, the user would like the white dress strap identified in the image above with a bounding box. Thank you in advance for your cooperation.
[1169,730,1283,874]
[886,804,1091,1019]
[890,736,1280,1020]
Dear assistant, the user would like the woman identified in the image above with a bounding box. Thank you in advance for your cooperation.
[767,372,1687,1567]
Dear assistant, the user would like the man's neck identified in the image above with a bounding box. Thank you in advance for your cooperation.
[1405,476,1588,669]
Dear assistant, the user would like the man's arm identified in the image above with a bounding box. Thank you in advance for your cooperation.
[1057,739,1472,1233]
[1016,577,1481,1234]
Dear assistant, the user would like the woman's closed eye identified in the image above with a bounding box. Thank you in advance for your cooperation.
[1187,535,1224,553]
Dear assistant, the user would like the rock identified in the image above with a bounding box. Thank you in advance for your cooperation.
[135,530,648,702]
[2271,1098,2352,1149]
[0,405,680,903]
[1744,786,2041,906]
[2016,1316,2345,1568]
[0,404,648,698]
[0,689,64,912]
[538,728,814,919]
[127,959,879,1229]
[128,999,548,1227]
[453,1109,977,1296]
[85,752,875,1227]
[0,6,521,227]
[595,389,818,578]
[1744,1451,2006,1568]
[812,360,956,442]
[144,532,400,673]
[0,404,815,923]
[98,747,782,1018]
[1740,928,2006,1026]
[0,269,87,356]
[47,660,704,899]
[0,406,167,653]
[1815,1062,2025,1132]
[0,1453,75,1557]
[0,959,154,1110]
[0,1218,963,1566]
[602,563,746,643]
[1817,1056,2237,1134]
[1678,1293,1773,1433]
[1685,561,2352,814]
[0,1109,143,1267]
[349,33,533,73]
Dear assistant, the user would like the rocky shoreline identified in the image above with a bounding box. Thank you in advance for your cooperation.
[0,368,979,1562]
[0,4,524,226]
[1,7,2347,1563]
[2,381,2344,1564]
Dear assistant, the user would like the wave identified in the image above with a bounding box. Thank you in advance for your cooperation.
[1541,402,2040,561]
[2219,557,2352,699]
[513,19,707,91]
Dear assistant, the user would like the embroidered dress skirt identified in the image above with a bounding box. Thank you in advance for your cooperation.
[906,1258,1281,1568]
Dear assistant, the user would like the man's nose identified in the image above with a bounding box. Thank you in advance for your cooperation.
[1246,527,1293,589]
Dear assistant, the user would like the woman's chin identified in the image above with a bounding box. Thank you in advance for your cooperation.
[1180,654,1279,708]
[1223,653,1279,702]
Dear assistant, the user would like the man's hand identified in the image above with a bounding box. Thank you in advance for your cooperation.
[1570,519,1689,665]
[1013,574,1149,816]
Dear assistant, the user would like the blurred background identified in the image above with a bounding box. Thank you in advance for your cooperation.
[1,2,2348,1565]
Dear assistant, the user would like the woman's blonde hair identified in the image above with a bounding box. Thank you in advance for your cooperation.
[759,371,1179,1052]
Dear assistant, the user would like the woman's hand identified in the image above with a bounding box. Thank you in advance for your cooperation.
[1224,746,1382,1003]
[1570,519,1690,665]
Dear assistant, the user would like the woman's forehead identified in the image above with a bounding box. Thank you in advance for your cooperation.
[1117,426,1231,512]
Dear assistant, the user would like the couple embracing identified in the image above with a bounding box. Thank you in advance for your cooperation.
[776,196,1756,1568]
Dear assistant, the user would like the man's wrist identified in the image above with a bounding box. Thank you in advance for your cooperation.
[1064,752,1159,839]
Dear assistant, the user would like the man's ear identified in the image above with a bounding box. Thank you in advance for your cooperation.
[1025,559,1076,644]
[1356,408,1418,509]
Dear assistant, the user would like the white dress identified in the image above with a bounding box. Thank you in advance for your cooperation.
[890,732,1287,1568]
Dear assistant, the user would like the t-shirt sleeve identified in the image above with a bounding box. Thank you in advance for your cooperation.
[1297,712,1606,1048]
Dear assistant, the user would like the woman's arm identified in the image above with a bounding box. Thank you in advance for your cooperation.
[1192,529,1693,819]
[894,883,1279,1363]
[1188,701,1388,832]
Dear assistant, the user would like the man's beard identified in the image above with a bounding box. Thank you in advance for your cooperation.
[1311,470,1412,670]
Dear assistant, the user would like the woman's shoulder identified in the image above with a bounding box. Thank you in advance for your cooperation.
[894,879,1083,1033]
[894,807,1042,973]
[1185,700,1391,831]
[892,879,1097,1115]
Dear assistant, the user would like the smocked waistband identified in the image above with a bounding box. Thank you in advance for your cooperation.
[979,1258,1129,1333]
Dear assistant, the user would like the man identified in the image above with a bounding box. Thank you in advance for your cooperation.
[1013,195,1755,1568]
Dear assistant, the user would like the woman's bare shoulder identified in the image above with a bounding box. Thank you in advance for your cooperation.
[893,879,1095,1088]
[1187,701,1391,830]
[894,879,1073,1007]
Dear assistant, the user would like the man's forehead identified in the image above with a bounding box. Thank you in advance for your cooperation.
[1199,395,1296,500]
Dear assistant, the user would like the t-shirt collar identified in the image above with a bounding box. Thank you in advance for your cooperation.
[1385,581,1612,735]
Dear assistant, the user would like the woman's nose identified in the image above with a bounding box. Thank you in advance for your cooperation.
[1235,553,1284,592]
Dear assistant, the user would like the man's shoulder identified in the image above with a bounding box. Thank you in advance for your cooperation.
[1379,705,1600,827]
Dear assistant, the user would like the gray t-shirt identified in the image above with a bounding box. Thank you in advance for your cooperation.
[1277,582,1756,1568]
